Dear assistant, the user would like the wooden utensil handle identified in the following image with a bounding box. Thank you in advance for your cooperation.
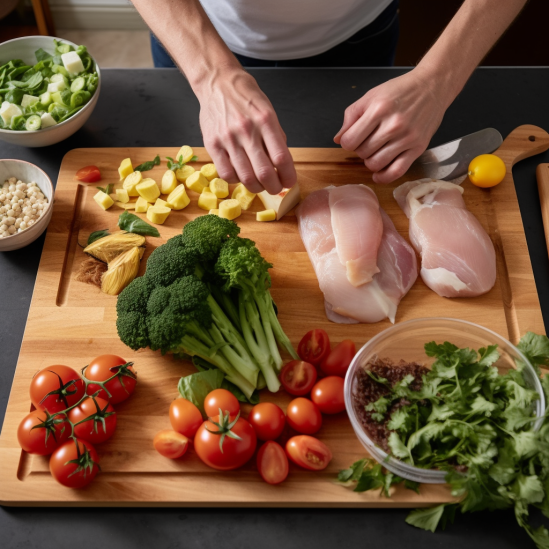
[536,163,549,257]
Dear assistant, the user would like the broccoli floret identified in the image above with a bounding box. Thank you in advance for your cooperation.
[117,275,154,315]
[116,311,150,351]
[145,235,196,286]
[181,215,240,262]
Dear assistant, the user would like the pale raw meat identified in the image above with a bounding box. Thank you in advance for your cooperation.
[329,185,383,286]
[394,179,496,298]
[296,185,418,324]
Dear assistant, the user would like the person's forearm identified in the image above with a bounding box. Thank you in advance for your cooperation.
[415,0,528,108]
[131,0,241,94]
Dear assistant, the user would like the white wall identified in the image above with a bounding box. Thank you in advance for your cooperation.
[49,0,147,30]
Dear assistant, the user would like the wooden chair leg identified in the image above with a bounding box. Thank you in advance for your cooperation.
[31,0,56,36]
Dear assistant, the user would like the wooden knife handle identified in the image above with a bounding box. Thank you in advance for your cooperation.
[494,125,549,168]
[536,163,549,256]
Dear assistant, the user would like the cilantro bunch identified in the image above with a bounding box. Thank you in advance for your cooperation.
[339,332,549,548]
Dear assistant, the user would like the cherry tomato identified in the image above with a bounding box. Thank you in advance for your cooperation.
[286,398,322,435]
[75,165,101,183]
[311,376,346,414]
[84,354,137,405]
[468,154,506,188]
[298,329,331,366]
[320,340,356,377]
[285,435,332,471]
[257,441,289,485]
[249,402,285,441]
[30,365,85,413]
[195,413,257,471]
[153,430,189,459]
[204,389,240,417]
[68,396,117,444]
[17,410,70,455]
[169,398,203,438]
[280,360,317,396]
[49,438,100,488]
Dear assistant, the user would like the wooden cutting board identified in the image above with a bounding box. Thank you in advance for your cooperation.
[1,125,548,506]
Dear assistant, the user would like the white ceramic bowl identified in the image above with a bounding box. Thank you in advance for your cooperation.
[0,36,101,148]
[0,159,54,251]
[344,318,545,484]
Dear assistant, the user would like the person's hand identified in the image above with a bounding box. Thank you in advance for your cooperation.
[334,69,449,184]
[197,68,296,194]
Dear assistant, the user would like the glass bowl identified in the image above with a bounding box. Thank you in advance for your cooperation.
[344,318,546,484]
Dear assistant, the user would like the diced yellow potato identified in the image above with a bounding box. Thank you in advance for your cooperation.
[219,199,241,220]
[123,171,143,197]
[116,188,130,203]
[186,171,209,193]
[154,198,169,208]
[232,183,256,210]
[136,178,160,202]
[118,158,133,180]
[161,170,178,194]
[209,178,229,198]
[94,190,114,211]
[147,206,171,225]
[166,184,190,210]
[177,145,195,164]
[135,196,150,213]
[257,184,301,220]
[115,201,136,210]
[175,165,195,183]
[209,209,219,216]
[200,163,218,181]
[256,209,276,222]
[198,190,218,211]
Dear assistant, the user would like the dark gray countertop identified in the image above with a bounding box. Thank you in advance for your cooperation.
[1,68,549,548]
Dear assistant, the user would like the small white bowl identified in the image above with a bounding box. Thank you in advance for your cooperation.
[0,36,101,148]
[0,159,54,251]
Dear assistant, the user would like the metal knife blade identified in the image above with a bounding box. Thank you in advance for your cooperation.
[410,128,503,181]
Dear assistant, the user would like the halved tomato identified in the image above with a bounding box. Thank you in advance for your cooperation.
[298,329,330,366]
[153,430,189,459]
[280,360,317,397]
[75,165,101,183]
[285,435,332,471]
[257,441,289,485]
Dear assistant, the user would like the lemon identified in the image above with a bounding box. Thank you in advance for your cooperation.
[468,154,506,188]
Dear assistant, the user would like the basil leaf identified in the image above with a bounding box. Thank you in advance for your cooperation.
[118,211,160,237]
[96,183,113,195]
[35,48,52,62]
[134,154,160,172]
[87,229,110,245]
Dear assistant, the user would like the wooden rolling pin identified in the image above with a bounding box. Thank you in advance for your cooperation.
[537,163,549,256]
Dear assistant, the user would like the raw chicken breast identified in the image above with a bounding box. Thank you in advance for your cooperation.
[297,186,417,323]
[329,185,383,286]
[394,179,496,298]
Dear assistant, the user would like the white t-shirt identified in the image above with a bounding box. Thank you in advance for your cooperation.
[199,0,393,61]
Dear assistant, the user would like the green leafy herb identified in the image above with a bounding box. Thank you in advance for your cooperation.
[96,183,113,195]
[134,155,160,172]
[118,211,160,238]
[87,229,110,245]
[166,155,198,171]
[35,48,52,62]
[338,332,549,549]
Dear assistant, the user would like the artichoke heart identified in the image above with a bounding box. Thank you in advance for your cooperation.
[84,231,146,263]
[101,246,141,296]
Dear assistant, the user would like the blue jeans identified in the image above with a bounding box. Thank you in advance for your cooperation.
[151,0,399,68]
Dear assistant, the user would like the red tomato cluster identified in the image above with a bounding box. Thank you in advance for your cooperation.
[18,355,137,489]
[154,329,355,485]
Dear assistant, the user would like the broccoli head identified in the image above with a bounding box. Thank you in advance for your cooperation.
[145,235,196,287]
[181,215,240,263]
[215,237,273,292]
[146,275,213,353]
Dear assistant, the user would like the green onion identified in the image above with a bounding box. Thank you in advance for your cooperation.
[25,115,41,131]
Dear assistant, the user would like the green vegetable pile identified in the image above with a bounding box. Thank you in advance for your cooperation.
[339,332,549,548]
[0,39,98,131]
[116,215,298,400]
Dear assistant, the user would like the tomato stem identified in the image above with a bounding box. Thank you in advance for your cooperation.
[206,409,242,453]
